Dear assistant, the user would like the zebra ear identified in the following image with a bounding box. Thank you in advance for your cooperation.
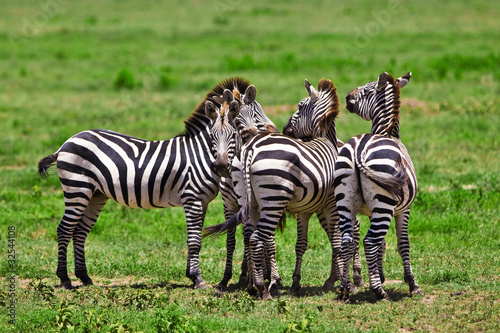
[243,85,257,104]
[222,89,234,104]
[376,72,389,91]
[228,100,240,121]
[396,72,412,88]
[204,101,218,120]
[305,79,318,102]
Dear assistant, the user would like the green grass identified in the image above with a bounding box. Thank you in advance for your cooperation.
[1,0,500,332]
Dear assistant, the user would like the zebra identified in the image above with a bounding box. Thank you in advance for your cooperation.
[335,72,423,302]
[206,78,342,299]
[37,81,241,290]
[217,83,280,291]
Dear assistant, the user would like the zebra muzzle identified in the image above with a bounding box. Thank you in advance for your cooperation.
[213,153,231,178]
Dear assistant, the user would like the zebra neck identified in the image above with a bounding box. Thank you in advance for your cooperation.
[369,84,401,139]
[324,125,339,153]
[370,105,400,139]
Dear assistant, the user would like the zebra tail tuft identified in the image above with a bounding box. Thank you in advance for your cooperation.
[277,214,287,234]
[202,210,243,238]
[38,153,59,179]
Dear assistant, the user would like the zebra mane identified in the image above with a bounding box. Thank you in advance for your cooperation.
[317,79,340,135]
[385,74,402,138]
[180,77,251,136]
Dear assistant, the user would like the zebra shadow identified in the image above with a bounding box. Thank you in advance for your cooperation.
[59,281,193,290]
[219,282,411,303]
[342,288,413,304]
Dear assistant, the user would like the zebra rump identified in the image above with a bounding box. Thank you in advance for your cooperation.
[353,135,409,201]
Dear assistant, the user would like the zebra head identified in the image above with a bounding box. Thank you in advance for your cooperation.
[236,84,279,144]
[283,78,339,141]
[345,72,412,136]
[205,89,240,178]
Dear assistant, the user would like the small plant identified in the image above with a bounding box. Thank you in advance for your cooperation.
[275,299,290,315]
[56,300,78,332]
[282,315,316,332]
[114,69,136,90]
[155,304,196,333]
[122,289,167,310]
[26,278,55,302]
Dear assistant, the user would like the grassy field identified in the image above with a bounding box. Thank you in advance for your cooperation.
[1,0,499,332]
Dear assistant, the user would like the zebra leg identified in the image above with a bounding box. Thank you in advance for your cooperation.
[317,204,346,292]
[363,211,391,301]
[183,201,208,289]
[377,238,386,284]
[290,213,311,292]
[218,180,240,291]
[352,217,364,288]
[266,235,282,296]
[395,210,423,296]
[338,222,355,302]
[217,224,236,291]
[73,192,108,286]
[56,188,95,289]
[237,228,249,286]
[243,224,257,296]
[249,228,273,300]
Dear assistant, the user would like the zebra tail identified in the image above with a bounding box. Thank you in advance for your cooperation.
[203,210,243,238]
[355,154,408,200]
[277,214,286,234]
[37,152,59,179]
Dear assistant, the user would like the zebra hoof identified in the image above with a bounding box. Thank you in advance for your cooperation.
[269,283,280,298]
[247,284,258,297]
[237,275,248,287]
[193,278,208,290]
[290,282,301,293]
[260,289,272,300]
[60,281,74,290]
[347,281,359,295]
[336,289,351,303]
[353,273,364,288]
[322,280,335,292]
[215,283,228,293]
[411,286,424,296]
[371,287,390,301]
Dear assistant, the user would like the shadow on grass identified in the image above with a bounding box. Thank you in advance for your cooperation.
[53,280,193,290]
[220,281,412,304]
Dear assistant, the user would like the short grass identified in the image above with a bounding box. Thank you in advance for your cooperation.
[1,0,499,332]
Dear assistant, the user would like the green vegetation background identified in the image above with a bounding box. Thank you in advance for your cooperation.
[0,0,499,332]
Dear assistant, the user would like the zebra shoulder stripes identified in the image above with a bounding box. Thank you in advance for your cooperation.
[206,78,341,299]
[37,81,241,290]
[335,72,423,301]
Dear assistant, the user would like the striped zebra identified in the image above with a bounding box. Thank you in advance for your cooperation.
[218,83,280,290]
[335,72,423,302]
[37,82,241,290]
[206,78,342,299]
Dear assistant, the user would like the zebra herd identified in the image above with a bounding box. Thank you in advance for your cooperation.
[38,72,423,302]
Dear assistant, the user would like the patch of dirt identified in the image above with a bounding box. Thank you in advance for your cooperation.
[424,184,478,192]
[401,98,428,110]
[7,276,154,289]
[263,104,296,116]
[421,294,438,304]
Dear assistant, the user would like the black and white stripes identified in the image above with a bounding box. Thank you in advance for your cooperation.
[38,80,242,290]
[335,72,423,301]
[205,79,342,299]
